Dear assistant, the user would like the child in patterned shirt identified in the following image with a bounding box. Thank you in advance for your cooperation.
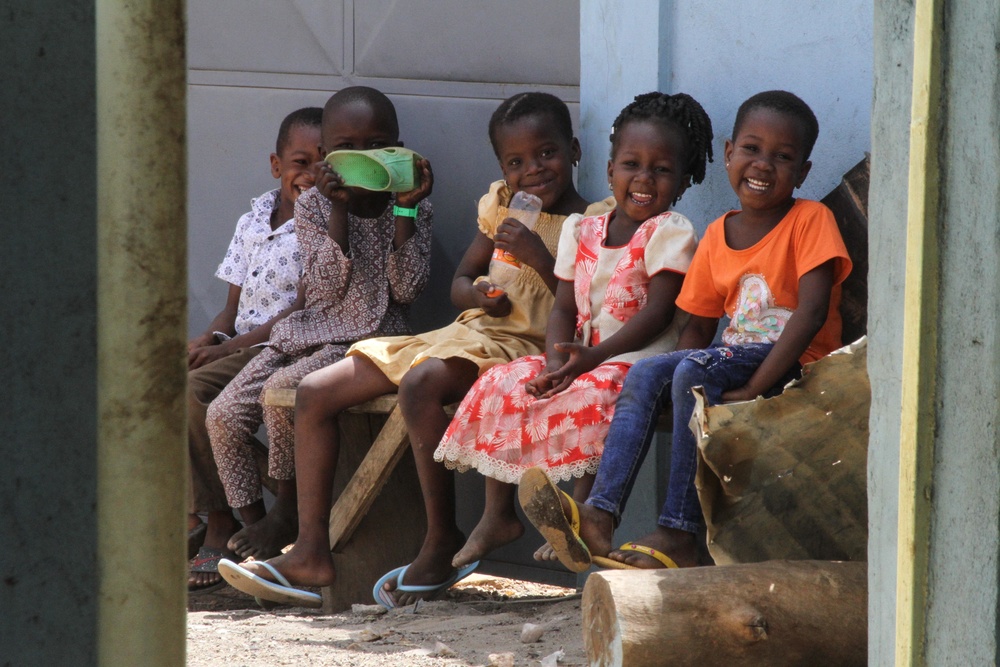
[201,87,433,586]
[188,106,322,593]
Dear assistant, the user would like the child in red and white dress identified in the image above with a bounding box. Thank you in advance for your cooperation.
[434,92,715,568]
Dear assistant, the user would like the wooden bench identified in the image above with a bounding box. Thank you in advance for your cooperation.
[262,155,871,609]
[263,388,454,610]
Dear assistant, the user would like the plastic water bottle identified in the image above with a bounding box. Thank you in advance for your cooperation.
[488,191,542,294]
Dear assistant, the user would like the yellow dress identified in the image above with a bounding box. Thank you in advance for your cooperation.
[348,181,613,383]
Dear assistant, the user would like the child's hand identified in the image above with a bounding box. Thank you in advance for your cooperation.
[525,372,560,397]
[315,161,350,206]
[395,158,434,208]
[528,342,603,399]
[188,340,232,370]
[494,218,553,272]
[187,332,217,354]
[473,280,512,317]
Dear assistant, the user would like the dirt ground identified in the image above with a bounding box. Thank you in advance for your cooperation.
[187,574,586,666]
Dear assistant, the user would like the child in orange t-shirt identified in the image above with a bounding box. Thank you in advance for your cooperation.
[520,90,852,573]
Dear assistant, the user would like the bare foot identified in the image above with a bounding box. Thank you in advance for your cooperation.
[529,501,614,562]
[228,506,298,560]
[606,526,699,568]
[244,542,336,589]
[574,501,615,559]
[533,542,557,562]
[382,531,465,607]
[452,514,523,568]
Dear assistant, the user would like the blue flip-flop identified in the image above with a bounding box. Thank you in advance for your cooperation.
[372,560,480,609]
[217,558,323,608]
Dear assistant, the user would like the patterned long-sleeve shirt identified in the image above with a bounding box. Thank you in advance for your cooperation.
[267,188,433,355]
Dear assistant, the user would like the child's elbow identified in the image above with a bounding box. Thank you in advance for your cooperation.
[801,302,830,333]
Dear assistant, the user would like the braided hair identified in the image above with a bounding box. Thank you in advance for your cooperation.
[488,92,575,158]
[610,92,714,185]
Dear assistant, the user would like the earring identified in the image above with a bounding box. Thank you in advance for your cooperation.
[573,159,579,167]
[725,161,730,168]
[608,183,613,191]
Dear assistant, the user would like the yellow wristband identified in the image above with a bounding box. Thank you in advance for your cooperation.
[393,205,418,218]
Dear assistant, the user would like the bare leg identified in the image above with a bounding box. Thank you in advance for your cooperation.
[453,477,524,568]
[244,356,396,587]
[382,358,479,606]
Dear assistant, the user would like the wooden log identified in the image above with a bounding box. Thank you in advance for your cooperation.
[582,560,866,667]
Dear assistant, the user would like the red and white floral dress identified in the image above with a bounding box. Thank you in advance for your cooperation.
[434,209,697,483]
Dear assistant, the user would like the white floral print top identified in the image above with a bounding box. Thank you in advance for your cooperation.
[215,189,302,336]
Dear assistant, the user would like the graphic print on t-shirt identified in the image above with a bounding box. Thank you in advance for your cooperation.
[722,273,792,345]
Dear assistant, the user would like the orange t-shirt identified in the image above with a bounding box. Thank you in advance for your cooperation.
[676,199,852,364]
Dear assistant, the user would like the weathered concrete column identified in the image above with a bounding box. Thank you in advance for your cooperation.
[96,1,187,664]
[870,0,1000,663]
[1,2,100,663]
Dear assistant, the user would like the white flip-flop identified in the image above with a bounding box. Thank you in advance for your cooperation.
[217,559,323,608]
[372,560,480,609]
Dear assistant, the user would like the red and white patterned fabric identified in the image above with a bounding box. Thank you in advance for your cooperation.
[434,209,696,483]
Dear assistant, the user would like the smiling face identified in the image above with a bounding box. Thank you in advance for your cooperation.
[271,123,323,206]
[607,119,688,225]
[493,113,581,213]
[724,108,812,215]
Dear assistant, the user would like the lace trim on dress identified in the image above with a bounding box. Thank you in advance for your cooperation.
[434,446,600,485]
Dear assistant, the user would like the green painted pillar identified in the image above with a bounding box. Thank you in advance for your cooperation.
[96,1,187,664]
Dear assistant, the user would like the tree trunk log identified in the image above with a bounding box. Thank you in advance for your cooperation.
[582,560,866,667]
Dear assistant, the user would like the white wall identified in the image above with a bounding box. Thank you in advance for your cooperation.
[580,0,873,236]
[187,0,582,339]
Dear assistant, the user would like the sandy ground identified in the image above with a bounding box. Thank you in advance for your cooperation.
[187,574,586,666]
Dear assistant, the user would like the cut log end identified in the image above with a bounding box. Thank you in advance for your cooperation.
[582,561,866,667]
[582,574,623,667]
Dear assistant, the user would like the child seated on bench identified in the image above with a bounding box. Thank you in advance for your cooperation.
[205,86,433,565]
[187,106,321,593]
[519,90,852,572]
[434,91,714,572]
[218,92,610,609]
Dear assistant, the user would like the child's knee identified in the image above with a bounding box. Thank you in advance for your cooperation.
[398,360,445,404]
[672,354,712,394]
[294,372,334,415]
[204,398,226,436]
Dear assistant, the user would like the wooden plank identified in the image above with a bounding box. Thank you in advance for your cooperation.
[328,404,413,552]
[262,388,418,415]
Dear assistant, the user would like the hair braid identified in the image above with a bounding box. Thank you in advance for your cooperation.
[610,92,714,184]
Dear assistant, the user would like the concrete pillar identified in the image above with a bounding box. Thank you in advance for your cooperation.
[96,1,187,665]
[870,0,1000,663]
[1,2,99,663]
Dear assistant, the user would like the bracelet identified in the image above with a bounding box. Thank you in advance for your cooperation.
[393,204,418,218]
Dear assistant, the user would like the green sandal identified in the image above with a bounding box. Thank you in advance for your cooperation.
[324,147,423,192]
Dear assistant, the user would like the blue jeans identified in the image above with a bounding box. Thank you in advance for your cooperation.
[587,343,800,534]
